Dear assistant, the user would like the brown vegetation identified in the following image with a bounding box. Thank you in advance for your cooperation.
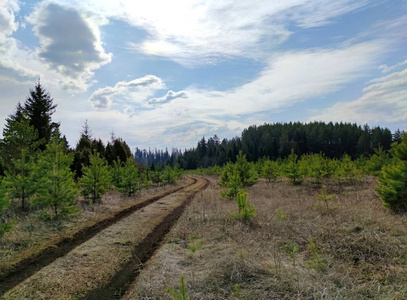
[125,176,407,299]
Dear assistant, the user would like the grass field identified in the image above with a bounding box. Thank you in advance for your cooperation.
[126,176,407,299]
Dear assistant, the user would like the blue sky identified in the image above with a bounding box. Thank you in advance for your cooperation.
[0,0,406,150]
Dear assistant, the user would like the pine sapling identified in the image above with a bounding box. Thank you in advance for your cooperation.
[281,242,299,268]
[166,276,189,300]
[316,185,336,213]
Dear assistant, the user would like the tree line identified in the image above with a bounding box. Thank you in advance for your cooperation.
[176,122,399,169]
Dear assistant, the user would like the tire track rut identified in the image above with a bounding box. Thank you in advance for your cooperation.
[0,178,197,295]
[83,177,209,300]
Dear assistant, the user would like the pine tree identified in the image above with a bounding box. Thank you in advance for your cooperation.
[121,158,139,196]
[110,157,123,189]
[376,134,407,211]
[0,179,13,238]
[24,83,58,151]
[284,149,302,184]
[262,159,280,183]
[80,152,111,203]
[4,148,36,211]
[32,134,80,217]
[0,117,39,173]
[234,151,258,187]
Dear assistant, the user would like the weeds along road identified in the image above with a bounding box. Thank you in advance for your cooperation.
[0,177,208,299]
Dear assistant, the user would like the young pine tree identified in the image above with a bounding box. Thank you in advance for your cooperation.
[0,179,13,238]
[4,148,36,211]
[110,157,124,189]
[262,159,280,183]
[121,158,139,196]
[284,149,302,184]
[80,152,111,203]
[376,134,407,211]
[32,134,80,217]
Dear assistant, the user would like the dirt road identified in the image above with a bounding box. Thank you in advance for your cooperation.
[1,177,208,299]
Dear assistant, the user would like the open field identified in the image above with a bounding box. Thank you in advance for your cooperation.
[126,176,407,299]
[0,178,193,294]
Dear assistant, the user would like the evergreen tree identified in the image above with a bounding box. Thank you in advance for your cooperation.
[80,152,111,203]
[110,157,124,189]
[32,134,79,217]
[0,179,13,238]
[262,159,280,183]
[284,149,302,184]
[0,117,39,173]
[121,158,139,196]
[4,148,36,211]
[376,134,407,211]
[72,120,93,178]
[24,83,58,151]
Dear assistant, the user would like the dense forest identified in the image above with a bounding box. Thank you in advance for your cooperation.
[136,122,400,170]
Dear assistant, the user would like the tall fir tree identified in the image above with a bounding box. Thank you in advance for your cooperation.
[24,82,58,151]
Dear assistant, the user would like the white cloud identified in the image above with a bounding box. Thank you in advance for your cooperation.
[0,0,39,83]
[89,75,165,110]
[27,2,112,89]
[82,40,387,149]
[148,90,188,105]
[378,60,407,73]
[311,62,407,124]
[49,0,373,66]
[0,0,19,36]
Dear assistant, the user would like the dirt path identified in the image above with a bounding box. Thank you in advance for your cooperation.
[2,177,208,300]
[0,178,196,296]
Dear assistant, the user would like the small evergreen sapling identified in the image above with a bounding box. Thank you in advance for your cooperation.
[166,276,189,300]
[316,185,336,213]
[80,152,111,203]
[232,189,255,221]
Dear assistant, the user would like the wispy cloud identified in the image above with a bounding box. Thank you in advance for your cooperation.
[311,61,407,124]
[148,90,188,105]
[52,0,373,67]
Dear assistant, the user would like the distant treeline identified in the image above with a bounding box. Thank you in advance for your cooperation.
[137,122,402,170]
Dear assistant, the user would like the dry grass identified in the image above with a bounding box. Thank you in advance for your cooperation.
[125,176,407,300]
[0,178,190,276]
[2,178,205,300]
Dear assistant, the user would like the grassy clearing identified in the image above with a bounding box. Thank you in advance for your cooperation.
[125,176,407,299]
[0,178,190,277]
[2,178,206,300]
